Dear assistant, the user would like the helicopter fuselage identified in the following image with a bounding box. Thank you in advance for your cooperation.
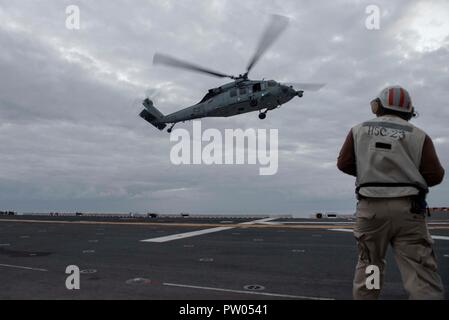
[160,80,299,124]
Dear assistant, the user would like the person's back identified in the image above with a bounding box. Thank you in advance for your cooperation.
[337,86,445,300]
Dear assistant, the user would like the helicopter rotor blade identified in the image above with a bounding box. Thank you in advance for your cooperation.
[283,83,326,91]
[144,88,160,100]
[246,14,290,75]
[153,53,236,79]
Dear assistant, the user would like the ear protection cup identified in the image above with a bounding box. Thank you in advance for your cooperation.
[370,99,380,115]
[370,97,416,120]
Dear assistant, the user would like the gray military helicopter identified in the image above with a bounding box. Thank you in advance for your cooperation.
[140,15,324,133]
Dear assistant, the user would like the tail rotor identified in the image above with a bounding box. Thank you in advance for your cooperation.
[138,89,167,131]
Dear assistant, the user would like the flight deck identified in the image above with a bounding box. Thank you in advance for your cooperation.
[0,214,448,300]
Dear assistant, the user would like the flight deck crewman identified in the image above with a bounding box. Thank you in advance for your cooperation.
[337,85,445,300]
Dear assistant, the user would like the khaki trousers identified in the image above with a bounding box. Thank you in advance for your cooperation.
[353,197,445,300]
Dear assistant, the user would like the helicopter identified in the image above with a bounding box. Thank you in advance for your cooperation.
[140,15,324,133]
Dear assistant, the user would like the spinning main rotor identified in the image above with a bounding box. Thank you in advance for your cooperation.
[153,14,290,81]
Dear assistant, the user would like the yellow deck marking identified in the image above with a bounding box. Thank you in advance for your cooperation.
[1,219,448,230]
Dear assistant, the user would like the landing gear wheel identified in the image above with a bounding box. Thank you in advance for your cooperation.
[259,113,267,120]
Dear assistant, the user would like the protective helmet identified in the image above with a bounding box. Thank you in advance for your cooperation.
[377,85,413,113]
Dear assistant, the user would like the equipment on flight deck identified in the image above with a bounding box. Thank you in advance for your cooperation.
[139,14,325,133]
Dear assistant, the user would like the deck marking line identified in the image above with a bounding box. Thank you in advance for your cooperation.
[141,218,278,243]
[432,235,449,241]
[3,218,448,231]
[328,228,354,233]
[0,264,48,272]
[328,228,449,241]
[141,227,234,243]
[163,282,334,300]
[239,217,279,225]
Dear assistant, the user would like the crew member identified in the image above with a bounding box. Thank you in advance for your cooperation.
[337,85,445,300]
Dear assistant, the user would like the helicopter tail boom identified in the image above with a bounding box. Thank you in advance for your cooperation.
[140,98,167,131]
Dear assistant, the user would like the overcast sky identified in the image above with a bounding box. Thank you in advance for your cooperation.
[0,0,448,216]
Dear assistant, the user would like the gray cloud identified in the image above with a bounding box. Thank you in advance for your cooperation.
[0,0,448,215]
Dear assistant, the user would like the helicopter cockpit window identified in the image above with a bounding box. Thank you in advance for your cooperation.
[230,89,237,97]
[253,83,262,92]
[268,81,276,87]
[239,88,247,95]
[198,91,218,104]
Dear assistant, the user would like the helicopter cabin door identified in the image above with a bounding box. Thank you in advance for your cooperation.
[250,83,262,107]
[252,83,262,92]
[236,86,249,114]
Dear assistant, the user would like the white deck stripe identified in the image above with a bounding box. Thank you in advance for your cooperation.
[328,228,449,241]
[281,221,354,225]
[280,221,447,225]
[327,228,353,233]
[141,227,234,243]
[0,264,48,272]
[141,218,278,243]
[163,282,334,300]
[239,217,279,225]
[432,235,449,241]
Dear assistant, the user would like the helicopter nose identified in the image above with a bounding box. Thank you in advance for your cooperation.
[281,85,297,97]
